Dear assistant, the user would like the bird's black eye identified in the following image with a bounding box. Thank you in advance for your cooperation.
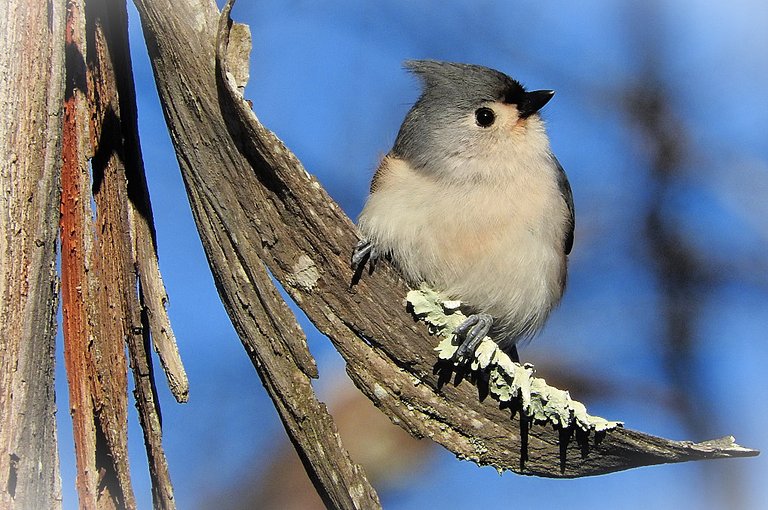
[475,107,495,127]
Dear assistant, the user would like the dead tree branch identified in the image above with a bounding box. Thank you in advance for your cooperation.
[59,0,183,508]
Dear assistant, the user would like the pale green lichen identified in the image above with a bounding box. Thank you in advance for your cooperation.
[406,284,623,432]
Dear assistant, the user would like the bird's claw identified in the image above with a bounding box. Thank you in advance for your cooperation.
[453,313,493,359]
[351,238,379,274]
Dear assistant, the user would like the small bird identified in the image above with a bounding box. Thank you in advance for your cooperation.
[352,60,574,362]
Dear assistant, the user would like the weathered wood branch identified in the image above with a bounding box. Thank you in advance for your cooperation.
[59,0,182,508]
[93,1,181,507]
[62,4,136,507]
[133,0,382,508]
[135,0,758,503]
[0,1,66,508]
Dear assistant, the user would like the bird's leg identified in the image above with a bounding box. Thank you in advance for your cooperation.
[453,313,493,358]
[351,238,379,274]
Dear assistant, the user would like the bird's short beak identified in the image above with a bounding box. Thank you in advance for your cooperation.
[518,90,555,118]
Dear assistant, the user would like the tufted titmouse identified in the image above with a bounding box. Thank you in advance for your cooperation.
[352,60,574,362]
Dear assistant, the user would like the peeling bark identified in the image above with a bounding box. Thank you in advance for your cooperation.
[62,0,135,507]
[60,0,181,508]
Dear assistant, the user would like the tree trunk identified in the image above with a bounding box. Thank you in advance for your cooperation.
[0,0,66,508]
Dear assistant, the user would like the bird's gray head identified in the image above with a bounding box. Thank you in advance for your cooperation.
[392,60,554,180]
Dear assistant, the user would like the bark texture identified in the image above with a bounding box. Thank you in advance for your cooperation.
[0,0,66,508]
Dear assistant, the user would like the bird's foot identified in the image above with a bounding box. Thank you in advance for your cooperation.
[351,238,379,274]
[453,313,493,359]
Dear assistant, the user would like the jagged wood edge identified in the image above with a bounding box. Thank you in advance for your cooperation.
[214,0,758,477]
[100,1,181,505]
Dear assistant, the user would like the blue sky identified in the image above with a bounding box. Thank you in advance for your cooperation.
[55,1,767,508]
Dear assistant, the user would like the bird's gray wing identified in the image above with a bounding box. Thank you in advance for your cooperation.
[552,154,575,255]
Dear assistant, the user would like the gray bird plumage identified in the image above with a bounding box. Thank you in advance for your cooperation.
[354,59,574,360]
[393,60,528,173]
